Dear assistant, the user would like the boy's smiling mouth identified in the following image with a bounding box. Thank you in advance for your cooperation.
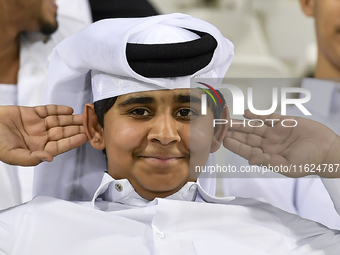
[139,153,186,164]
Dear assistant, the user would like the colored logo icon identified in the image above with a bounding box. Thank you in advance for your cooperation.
[196,82,223,106]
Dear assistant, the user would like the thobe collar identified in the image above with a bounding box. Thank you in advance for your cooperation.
[301,78,340,117]
[91,173,198,207]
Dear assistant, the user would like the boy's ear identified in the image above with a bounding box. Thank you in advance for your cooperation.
[83,103,105,150]
[299,0,315,17]
[210,106,229,153]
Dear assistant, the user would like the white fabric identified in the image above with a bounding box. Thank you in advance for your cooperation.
[18,0,92,107]
[90,25,202,102]
[1,173,340,254]
[0,84,17,106]
[0,0,92,210]
[34,13,234,201]
[221,78,340,229]
[323,178,340,214]
[44,14,233,106]
[0,85,21,209]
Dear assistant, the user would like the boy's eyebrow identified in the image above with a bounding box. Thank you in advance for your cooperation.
[118,93,202,107]
[118,96,155,107]
[174,94,202,104]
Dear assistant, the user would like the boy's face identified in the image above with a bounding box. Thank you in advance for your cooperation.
[86,89,227,200]
[315,0,340,71]
[300,0,340,73]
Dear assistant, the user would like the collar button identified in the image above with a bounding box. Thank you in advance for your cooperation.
[115,183,123,192]
[189,184,197,192]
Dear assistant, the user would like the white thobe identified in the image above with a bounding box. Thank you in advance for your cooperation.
[0,173,339,255]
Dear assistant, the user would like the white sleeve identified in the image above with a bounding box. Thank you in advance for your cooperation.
[55,0,92,41]
[322,178,340,215]
[0,207,20,255]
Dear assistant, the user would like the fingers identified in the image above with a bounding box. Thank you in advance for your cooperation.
[223,136,264,160]
[45,134,88,157]
[2,149,53,166]
[0,132,87,166]
[47,125,85,141]
[44,114,83,129]
[34,105,74,118]
[225,130,263,148]
[229,119,268,137]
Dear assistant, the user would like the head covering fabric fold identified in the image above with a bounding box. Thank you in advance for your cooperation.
[33,13,234,201]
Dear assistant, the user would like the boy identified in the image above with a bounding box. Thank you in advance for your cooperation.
[2,14,339,254]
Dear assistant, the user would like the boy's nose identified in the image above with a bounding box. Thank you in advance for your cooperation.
[147,113,181,145]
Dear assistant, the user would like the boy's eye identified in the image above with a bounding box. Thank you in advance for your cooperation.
[177,109,193,117]
[132,109,150,116]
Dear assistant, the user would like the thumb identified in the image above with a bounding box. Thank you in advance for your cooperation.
[31,151,54,165]
[5,149,53,166]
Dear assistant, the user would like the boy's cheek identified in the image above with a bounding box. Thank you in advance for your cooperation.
[189,116,215,145]
[189,126,215,167]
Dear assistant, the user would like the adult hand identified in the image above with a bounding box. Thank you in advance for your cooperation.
[0,105,88,166]
[223,110,340,178]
